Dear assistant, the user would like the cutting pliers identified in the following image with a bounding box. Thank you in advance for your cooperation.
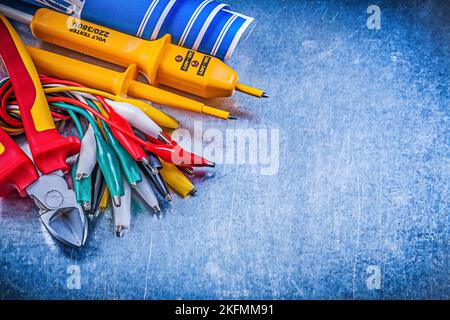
[0,13,86,246]
[0,129,87,246]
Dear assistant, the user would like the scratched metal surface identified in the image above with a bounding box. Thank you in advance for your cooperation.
[0,0,448,300]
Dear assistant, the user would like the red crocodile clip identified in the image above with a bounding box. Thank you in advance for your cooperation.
[146,132,215,168]
[108,108,147,161]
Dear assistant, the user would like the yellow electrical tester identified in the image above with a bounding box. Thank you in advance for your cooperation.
[30,8,267,100]
[26,46,235,120]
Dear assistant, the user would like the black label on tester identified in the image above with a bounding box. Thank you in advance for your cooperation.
[197,56,211,76]
[181,50,195,72]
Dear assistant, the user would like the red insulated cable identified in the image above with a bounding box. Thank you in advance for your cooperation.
[149,143,214,167]
[39,76,146,160]
[48,96,148,150]
[7,99,71,120]
[39,76,214,167]
[40,75,112,110]
[0,78,11,98]
[50,111,72,120]
[39,76,113,115]
[0,78,71,125]
[40,75,84,88]
[48,97,213,167]
[0,83,22,128]
[47,96,147,145]
[146,133,193,170]
[2,75,213,167]
[0,78,71,128]
[93,94,146,161]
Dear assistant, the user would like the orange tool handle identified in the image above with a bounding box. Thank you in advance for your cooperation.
[0,127,39,197]
[0,14,79,174]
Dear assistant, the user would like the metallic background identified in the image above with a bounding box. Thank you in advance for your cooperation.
[0,0,448,299]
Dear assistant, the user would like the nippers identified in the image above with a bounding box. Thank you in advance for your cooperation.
[0,13,86,246]
[0,129,87,246]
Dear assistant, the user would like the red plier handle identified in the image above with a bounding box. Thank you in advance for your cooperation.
[0,127,39,197]
[0,14,79,174]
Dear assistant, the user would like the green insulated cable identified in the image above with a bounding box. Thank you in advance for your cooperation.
[71,161,93,211]
[51,102,124,206]
[66,109,93,211]
[67,109,84,137]
[86,100,142,187]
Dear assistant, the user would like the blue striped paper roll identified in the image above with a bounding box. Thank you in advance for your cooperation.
[17,0,254,60]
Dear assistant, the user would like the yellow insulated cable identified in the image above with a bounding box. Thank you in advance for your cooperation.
[98,186,110,212]
[0,125,23,135]
[93,101,108,139]
[0,110,60,135]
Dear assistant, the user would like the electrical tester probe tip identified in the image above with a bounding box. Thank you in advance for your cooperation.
[228,114,238,120]
[261,92,270,98]
[165,194,173,202]
[206,161,216,168]
[153,205,161,213]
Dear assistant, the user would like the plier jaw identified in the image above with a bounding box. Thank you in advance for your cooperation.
[0,128,88,247]
[26,171,87,247]
[40,207,88,247]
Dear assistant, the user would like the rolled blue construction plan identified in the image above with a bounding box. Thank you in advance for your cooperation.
[15,0,254,60]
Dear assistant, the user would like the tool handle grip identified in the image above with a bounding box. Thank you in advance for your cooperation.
[0,128,39,197]
[0,14,80,174]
